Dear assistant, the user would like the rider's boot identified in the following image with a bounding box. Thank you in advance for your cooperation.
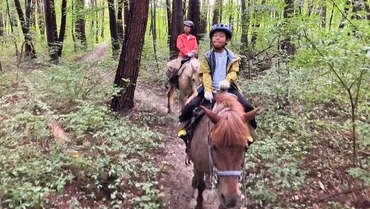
[177,120,189,139]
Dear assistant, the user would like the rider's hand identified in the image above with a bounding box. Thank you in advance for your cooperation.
[204,91,213,101]
[187,52,194,57]
[218,80,230,90]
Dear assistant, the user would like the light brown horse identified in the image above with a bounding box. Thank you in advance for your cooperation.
[167,58,200,113]
[190,93,259,209]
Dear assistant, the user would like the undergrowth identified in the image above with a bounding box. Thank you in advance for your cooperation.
[0,60,164,209]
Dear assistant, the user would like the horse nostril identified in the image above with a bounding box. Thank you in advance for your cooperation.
[226,199,237,208]
[221,193,226,204]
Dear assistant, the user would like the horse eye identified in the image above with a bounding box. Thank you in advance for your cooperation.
[212,145,217,151]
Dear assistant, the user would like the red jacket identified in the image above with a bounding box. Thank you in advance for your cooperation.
[176,33,198,57]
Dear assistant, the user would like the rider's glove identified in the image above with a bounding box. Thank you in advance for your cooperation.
[218,80,230,90]
[187,52,194,57]
[204,91,213,101]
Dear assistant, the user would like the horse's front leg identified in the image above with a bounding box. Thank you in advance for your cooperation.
[167,87,175,113]
[193,170,205,209]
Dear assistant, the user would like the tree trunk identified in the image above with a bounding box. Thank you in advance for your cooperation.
[14,0,36,58]
[166,0,171,45]
[183,0,187,20]
[117,0,124,43]
[6,0,19,55]
[170,0,183,59]
[321,6,326,28]
[123,0,134,40]
[111,0,149,112]
[240,0,249,49]
[0,11,3,37]
[75,0,87,49]
[280,0,296,55]
[250,0,264,48]
[57,0,67,56]
[199,0,207,39]
[212,0,222,25]
[100,0,105,38]
[108,0,120,57]
[44,0,59,62]
[150,0,159,68]
[365,0,370,21]
[36,0,45,38]
[188,0,200,42]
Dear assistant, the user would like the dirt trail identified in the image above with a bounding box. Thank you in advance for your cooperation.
[135,83,220,209]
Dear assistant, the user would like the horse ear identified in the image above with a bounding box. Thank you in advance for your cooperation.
[243,108,260,122]
[200,105,220,124]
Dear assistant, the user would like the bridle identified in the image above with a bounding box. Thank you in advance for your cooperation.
[207,116,248,207]
[208,135,246,186]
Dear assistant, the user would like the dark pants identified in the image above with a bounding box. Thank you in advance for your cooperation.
[178,88,257,129]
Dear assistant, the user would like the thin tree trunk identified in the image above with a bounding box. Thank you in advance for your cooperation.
[151,0,158,68]
[108,0,120,57]
[199,0,207,39]
[117,0,124,43]
[170,0,183,59]
[0,11,3,37]
[36,0,45,38]
[94,0,99,43]
[240,0,249,49]
[321,6,326,29]
[58,0,67,56]
[111,0,150,112]
[188,0,200,41]
[329,1,335,30]
[44,0,59,62]
[14,0,36,58]
[7,0,19,55]
[250,0,264,48]
[212,0,223,25]
[183,0,187,20]
[75,0,87,49]
[101,0,105,38]
[281,0,296,55]
[166,0,171,45]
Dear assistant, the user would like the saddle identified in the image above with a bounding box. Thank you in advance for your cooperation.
[165,58,191,89]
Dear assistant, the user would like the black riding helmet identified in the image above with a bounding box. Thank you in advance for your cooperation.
[209,23,232,39]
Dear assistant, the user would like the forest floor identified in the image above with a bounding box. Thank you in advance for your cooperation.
[1,44,369,209]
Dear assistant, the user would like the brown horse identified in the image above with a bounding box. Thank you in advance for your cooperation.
[190,93,259,209]
[167,58,200,113]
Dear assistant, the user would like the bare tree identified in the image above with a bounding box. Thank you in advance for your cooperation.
[111,0,150,111]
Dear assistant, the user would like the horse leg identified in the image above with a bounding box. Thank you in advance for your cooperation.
[193,170,205,209]
[167,86,175,113]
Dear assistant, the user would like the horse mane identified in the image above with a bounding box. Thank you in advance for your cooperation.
[211,93,249,147]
